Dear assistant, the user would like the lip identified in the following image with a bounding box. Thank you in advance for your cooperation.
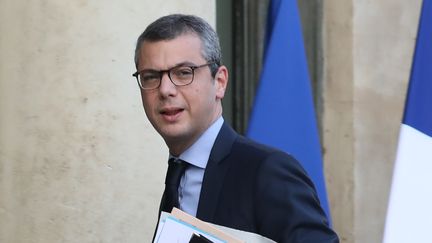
[159,107,184,122]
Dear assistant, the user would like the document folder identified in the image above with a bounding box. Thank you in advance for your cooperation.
[153,208,275,243]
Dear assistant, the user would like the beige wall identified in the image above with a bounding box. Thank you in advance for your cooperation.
[323,1,355,241]
[0,1,215,242]
[323,0,422,242]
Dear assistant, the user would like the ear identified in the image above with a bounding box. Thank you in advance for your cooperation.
[214,65,228,100]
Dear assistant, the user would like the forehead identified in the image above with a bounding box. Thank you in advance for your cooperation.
[138,34,205,68]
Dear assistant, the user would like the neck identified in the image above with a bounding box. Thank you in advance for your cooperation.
[167,110,222,156]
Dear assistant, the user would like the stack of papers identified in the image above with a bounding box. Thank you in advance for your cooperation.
[153,208,275,243]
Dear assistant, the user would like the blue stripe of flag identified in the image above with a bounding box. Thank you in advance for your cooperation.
[403,0,432,137]
[247,0,331,220]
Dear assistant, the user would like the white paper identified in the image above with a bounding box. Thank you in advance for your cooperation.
[154,216,226,243]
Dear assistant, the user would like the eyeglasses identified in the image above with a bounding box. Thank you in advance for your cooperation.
[132,63,214,90]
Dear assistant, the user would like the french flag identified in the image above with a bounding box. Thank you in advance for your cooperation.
[383,0,432,242]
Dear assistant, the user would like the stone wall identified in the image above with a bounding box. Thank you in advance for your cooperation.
[0,1,215,242]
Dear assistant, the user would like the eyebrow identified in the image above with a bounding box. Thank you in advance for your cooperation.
[139,61,198,73]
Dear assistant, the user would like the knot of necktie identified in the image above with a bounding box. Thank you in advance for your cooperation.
[165,158,187,186]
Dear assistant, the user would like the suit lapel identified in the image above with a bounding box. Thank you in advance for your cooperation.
[196,122,237,222]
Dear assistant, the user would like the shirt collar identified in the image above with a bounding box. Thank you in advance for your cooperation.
[169,116,224,169]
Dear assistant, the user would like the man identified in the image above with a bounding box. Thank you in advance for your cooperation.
[133,14,339,242]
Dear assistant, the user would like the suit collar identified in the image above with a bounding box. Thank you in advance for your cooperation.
[196,122,238,222]
[208,122,237,167]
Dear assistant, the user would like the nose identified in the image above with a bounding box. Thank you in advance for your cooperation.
[158,71,177,97]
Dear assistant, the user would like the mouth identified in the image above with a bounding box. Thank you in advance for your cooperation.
[159,107,184,122]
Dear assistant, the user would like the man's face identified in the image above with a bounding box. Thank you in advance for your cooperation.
[137,34,227,155]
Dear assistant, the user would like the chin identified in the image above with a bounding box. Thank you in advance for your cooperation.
[158,126,188,141]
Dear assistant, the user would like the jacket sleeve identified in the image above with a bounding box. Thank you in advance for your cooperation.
[254,151,339,243]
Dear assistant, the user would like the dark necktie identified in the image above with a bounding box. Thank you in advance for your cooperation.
[159,158,187,213]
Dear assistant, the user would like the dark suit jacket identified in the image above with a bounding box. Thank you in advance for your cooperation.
[193,122,339,242]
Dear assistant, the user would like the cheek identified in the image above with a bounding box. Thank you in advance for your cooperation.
[141,94,155,113]
[194,88,212,104]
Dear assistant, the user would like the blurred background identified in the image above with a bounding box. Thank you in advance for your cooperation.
[0,0,422,242]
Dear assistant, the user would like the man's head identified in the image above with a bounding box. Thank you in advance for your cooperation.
[134,14,228,156]
[134,14,221,77]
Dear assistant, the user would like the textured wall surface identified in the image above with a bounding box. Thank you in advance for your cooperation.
[323,0,422,242]
[0,1,215,242]
[322,1,355,242]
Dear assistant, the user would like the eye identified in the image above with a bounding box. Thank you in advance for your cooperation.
[140,72,160,83]
[172,67,193,79]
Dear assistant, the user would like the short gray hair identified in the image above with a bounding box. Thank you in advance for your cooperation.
[134,14,221,77]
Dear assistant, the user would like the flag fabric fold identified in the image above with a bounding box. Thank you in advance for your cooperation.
[247,0,331,220]
[383,0,432,242]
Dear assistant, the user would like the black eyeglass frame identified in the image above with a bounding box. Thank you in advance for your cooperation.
[132,63,214,90]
